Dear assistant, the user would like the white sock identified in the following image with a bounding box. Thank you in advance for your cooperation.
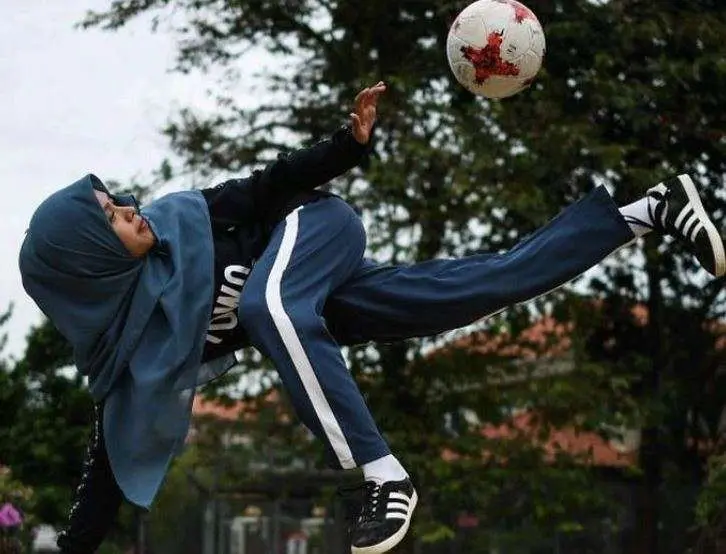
[362,454,409,485]
[619,197,655,238]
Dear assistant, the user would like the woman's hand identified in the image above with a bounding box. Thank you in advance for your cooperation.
[350,81,387,145]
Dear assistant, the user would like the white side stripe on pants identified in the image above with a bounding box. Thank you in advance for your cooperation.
[264,208,356,469]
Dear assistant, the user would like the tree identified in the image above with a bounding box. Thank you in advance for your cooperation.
[79,1,726,552]
[1,318,92,524]
[0,466,38,554]
[495,3,726,551]
[0,306,27,472]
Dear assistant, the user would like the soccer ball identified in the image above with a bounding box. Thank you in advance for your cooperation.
[446,0,546,99]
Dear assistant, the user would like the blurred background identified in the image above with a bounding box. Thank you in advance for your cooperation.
[2,1,726,553]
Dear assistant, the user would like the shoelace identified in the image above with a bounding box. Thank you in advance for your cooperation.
[337,481,384,525]
[649,186,670,232]
[622,189,668,234]
[358,481,383,523]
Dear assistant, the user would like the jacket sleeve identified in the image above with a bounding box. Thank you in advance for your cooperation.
[57,405,124,554]
[201,124,373,226]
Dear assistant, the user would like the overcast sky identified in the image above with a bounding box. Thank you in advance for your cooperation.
[0,1,269,359]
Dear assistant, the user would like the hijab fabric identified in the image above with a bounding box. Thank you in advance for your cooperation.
[19,174,214,507]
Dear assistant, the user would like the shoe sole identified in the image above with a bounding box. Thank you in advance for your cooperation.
[351,490,419,554]
[676,174,726,277]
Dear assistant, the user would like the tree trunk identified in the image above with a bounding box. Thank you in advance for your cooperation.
[636,260,665,554]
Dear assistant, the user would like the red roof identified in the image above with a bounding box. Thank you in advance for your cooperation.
[191,393,637,468]
[479,410,637,468]
[455,316,574,360]
[191,389,286,422]
[192,396,248,421]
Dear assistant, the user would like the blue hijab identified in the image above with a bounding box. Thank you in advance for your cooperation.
[19,174,214,508]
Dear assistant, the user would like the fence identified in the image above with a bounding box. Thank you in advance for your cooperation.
[137,476,700,554]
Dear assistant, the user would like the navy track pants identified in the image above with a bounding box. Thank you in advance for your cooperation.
[239,187,634,469]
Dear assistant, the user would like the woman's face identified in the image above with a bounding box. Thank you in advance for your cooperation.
[94,190,156,258]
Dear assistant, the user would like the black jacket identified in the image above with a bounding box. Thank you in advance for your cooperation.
[57,125,372,553]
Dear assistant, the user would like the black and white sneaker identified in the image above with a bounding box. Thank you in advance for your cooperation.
[647,174,725,277]
[350,478,418,554]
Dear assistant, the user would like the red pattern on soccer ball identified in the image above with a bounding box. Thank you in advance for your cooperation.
[461,31,520,83]
[494,0,536,23]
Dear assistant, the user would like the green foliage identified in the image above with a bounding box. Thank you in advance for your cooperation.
[0,466,38,552]
[146,448,207,554]
[2,315,139,549]
[1,319,93,524]
[695,455,726,528]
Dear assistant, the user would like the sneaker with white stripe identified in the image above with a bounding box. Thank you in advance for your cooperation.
[350,478,418,554]
[647,174,725,277]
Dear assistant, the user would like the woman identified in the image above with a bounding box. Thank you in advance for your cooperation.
[19,81,724,554]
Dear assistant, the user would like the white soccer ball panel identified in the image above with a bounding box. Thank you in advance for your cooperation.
[517,50,542,79]
[530,24,546,57]
[449,12,490,46]
[474,76,529,99]
[458,0,513,37]
[472,3,512,40]
[446,33,471,71]
[449,60,479,94]
[500,18,532,62]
